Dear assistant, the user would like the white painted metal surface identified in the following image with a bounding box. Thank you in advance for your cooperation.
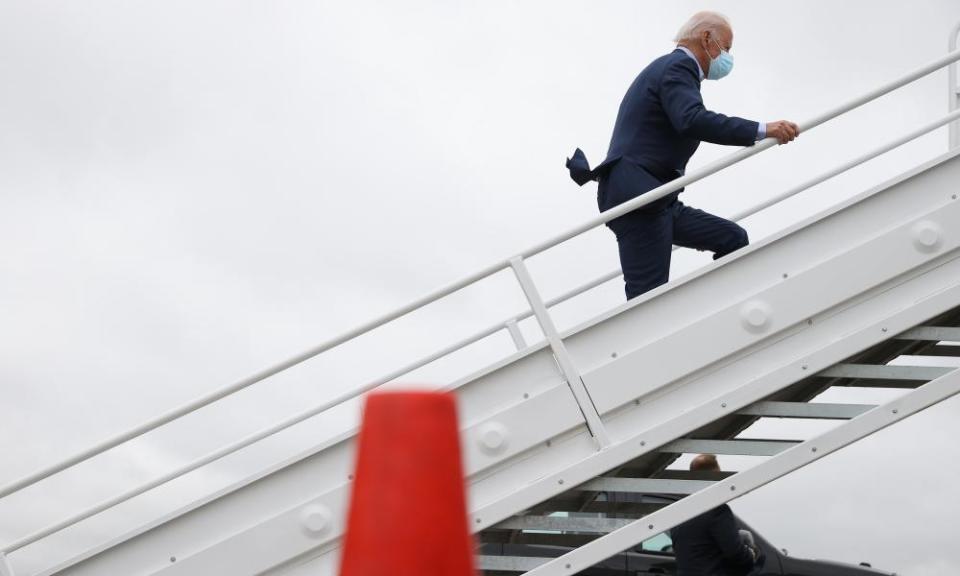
[43,148,960,576]
[4,30,960,576]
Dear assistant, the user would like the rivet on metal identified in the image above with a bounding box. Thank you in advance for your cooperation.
[558,479,565,485]
[721,402,727,408]
[740,300,773,333]
[523,393,529,399]
[634,399,641,406]
[911,220,943,253]
[300,505,332,537]
[546,440,552,447]
[566,564,572,570]
[478,422,510,455]
[782,273,788,279]
[892,409,899,414]
[648,524,654,530]
[730,485,736,491]
[476,518,482,524]
[953,194,957,200]
[807,319,813,326]
[170,556,177,563]
[802,365,808,371]
[348,474,354,481]
[812,447,818,453]
[882,327,888,333]
[611,352,618,358]
[640,440,646,447]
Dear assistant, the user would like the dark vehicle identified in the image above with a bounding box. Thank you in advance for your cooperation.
[481,496,895,575]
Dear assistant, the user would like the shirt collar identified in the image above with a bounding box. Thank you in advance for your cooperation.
[676,46,705,81]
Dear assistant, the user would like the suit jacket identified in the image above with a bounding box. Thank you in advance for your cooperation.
[670,504,756,576]
[567,49,759,213]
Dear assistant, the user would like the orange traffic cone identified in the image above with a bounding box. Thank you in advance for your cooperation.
[339,391,475,576]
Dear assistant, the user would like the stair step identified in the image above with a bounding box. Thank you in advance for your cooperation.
[577,477,714,495]
[738,401,874,419]
[661,438,798,456]
[896,326,960,341]
[818,364,954,382]
[654,469,735,481]
[493,515,632,533]
[480,531,599,547]
[478,555,549,571]
[527,498,667,516]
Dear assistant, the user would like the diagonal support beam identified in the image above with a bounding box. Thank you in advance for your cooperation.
[510,257,610,447]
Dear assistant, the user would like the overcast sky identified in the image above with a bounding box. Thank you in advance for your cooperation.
[3,1,960,575]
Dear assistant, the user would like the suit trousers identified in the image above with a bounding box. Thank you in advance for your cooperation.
[598,159,749,300]
[607,199,748,300]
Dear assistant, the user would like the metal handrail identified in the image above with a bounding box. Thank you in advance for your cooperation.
[4,46,960,557]
[950,22,960,149]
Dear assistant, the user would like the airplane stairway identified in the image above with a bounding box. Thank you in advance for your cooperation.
[3,39,960,576]
[478,309,960,573]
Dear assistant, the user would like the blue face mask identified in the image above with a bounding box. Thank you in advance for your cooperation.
[707,37,734,80]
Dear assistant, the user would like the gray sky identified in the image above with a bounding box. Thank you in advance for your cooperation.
[2,1,960,574]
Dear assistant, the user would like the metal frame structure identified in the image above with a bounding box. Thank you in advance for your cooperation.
[4,27,960,576]
[524,369,960,575]
[951,21,960,149]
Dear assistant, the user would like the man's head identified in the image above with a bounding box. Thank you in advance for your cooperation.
[689,453,721,472]
[674,11,734,80]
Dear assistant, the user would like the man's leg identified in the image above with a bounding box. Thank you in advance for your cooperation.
[671,201,748,260]
[608,208,673,300]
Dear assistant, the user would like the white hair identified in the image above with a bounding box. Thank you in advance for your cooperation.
[673,11,731,43]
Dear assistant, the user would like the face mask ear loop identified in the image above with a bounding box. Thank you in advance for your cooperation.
[713,36,725,57]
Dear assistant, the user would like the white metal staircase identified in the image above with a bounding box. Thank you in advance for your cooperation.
[3,28,960,576]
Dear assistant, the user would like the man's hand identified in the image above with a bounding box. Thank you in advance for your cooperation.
[765,120,800,144]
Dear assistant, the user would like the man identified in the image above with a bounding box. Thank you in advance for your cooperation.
[567,12,799,300]
[671,454,758,576]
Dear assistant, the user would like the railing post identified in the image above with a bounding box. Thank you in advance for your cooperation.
[950,23,960,149]
[0,552,15,576]
[509,256,611,448]
[504,319,528,350]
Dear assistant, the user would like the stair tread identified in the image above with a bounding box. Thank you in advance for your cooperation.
[738,401,875,419]
[661,438,799,456]
[578,477,715,495]
[492,515,633,533]
[818,363,954,380]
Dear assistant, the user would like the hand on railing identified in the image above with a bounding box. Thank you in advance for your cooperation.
[765,120,801,145]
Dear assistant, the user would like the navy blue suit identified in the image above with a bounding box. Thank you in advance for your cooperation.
[568,49,759,299]
[671,504,756,576]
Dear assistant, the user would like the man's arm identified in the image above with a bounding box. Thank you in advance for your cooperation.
[707,506,756,572]
[659,61,759,146]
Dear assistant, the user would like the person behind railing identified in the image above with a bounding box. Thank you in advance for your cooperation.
[567,11,799,300]
[670,454,760,576]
